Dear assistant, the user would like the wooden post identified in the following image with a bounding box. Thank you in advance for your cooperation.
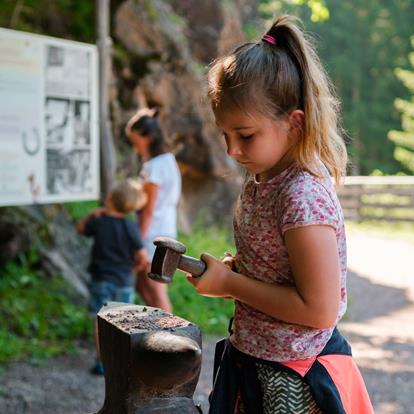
[94,303,202,414]
[96,0,117,203]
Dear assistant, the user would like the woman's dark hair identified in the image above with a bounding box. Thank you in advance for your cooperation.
[125,108,168,158]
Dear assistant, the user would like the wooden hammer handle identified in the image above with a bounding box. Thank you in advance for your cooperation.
[178,255,206,278]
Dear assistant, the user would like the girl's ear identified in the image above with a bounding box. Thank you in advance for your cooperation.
[288,109,305,138]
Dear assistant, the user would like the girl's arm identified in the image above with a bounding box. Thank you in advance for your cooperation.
[188,225,341,329]
[139,181,160,239]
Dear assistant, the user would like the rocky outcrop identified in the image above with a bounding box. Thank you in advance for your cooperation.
[112,0,259,229]
[0,0,260,298]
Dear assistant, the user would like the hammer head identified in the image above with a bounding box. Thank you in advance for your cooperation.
[148,237,186,283]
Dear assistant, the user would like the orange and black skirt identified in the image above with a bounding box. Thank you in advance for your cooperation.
[209,328,373,414]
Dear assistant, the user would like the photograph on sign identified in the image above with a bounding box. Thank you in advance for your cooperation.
[0,28,99,207]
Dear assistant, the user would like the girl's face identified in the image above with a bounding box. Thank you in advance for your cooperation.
[128,130,150,157]
[214,107,302,182]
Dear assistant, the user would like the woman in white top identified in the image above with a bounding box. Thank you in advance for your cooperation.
[126,108,181,311]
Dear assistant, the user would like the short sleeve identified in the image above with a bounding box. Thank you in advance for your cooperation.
[280,178,340,235]
[142,159,163,187]
[83,216,98,237]
[125,220,144,250]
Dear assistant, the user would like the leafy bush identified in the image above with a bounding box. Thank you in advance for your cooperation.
[0,220,237,364]
[0,250,92,364]
[64,200,99,221]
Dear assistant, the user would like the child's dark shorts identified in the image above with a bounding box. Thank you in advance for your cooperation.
[88,280,135,314]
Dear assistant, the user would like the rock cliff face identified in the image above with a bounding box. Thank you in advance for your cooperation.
[112,0,258,229]
[0,0,260,298]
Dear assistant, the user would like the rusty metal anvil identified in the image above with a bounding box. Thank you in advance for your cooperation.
[148,237,206,284]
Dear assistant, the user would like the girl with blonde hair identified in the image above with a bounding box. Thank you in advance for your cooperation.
[188,15,373,413]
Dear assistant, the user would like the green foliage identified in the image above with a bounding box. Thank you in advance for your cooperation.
[168,11,186,28]
[388,37,414,174]
[0,0,95,42]
[258,0,286,21]
[243,21,261,41]
[259,0,329,23]
[0,222,235,365]
[291,0,329,22]
[0,250,92,364]
[64,200,99,221]
[258,0,414,175]
[167,226,235,335]
[144,0,159,22]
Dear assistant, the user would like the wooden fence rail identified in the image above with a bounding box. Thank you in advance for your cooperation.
[338,176,414,223]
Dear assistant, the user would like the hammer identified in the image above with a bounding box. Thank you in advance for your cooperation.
[148,237,206,283]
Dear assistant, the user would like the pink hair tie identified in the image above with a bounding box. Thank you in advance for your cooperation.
[262,34,276,46]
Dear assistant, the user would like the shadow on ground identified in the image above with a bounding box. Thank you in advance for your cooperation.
[343,331,414,414]
[345,270,410,322]
[341,270,414,414]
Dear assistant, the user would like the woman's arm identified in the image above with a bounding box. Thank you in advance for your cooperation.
[188,225,341,329]
[139,181,160,239]
[134,248,148,272]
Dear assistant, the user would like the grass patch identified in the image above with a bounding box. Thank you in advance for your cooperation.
[64,200,99,221]
[0,250,92,365]
[65,201,236,335]
[0,222,236,364]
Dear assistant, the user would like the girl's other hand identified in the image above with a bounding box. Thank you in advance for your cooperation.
[186,253,234,298]
[221,251,236,271]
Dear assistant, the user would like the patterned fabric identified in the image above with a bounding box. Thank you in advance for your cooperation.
[209,330,374,414]
[233,364,322,414]
[231,160,347,361]
[256,364,322,414]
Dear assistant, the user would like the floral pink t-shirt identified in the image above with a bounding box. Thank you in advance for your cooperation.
[230,161,347,362]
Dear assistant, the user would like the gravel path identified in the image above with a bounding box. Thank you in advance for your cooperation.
[340,231,414,414]
[0,231,413,413]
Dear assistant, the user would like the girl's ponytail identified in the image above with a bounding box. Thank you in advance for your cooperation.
[265,15,347,184]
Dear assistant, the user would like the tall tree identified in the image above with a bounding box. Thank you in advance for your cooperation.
[0,0,95,42]
[259,0,329,23]
[389,37,414,173]
[258,0,414,175]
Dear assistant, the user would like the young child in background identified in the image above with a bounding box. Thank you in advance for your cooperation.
[77,179,147,375]
[187,15,373,413]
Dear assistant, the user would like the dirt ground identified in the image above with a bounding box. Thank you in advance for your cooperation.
[0,231,413,413]
[339,231,414,414]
